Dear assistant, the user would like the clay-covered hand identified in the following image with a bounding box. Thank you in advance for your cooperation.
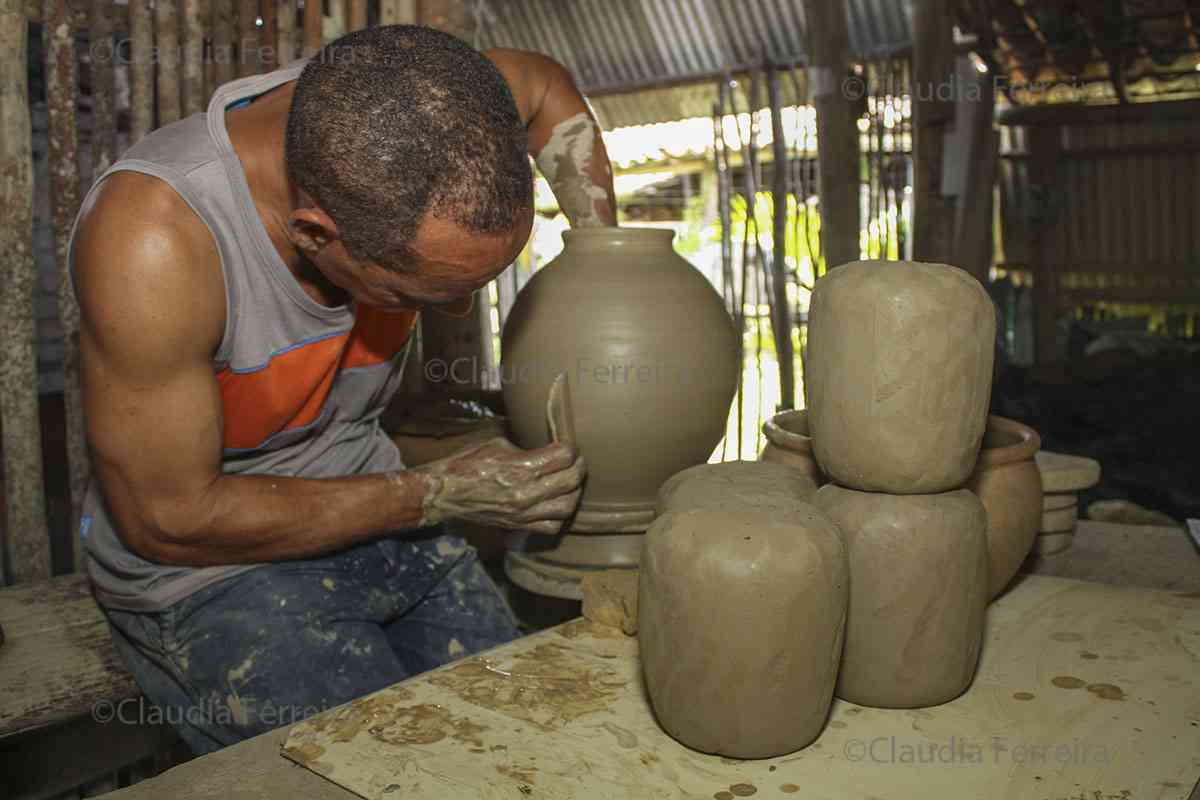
[412,437,585,535]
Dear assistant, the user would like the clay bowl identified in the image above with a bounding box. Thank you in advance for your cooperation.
[759,409,827,485]
[966,416,1043,599]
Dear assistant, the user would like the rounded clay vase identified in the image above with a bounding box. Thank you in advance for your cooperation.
[966,415,1043,599]
[501,229,739,551]
[806,261,996,494]
[811,484,988,708]
[759,409,826,484]
[638,507,848,758]
[656,460,817,516]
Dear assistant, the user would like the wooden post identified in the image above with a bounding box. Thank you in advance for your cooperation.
[276,0,296,65]
[1026,125,1063,365]
[766,62,796,410]
[182,0,206,114]
[44,0,90,573]
[155,0,183,124]
[89,0,116,176]
[128,0,155,143]
[348,0,366,31]
[1,0,51,582]
[803,0,860,271]
[302,0,322,55]
[212,0,237,87]
[238,0,260,76]
[951,58,998,283]
[911,0,957,262]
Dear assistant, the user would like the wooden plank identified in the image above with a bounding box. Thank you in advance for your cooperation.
[155,0,183,124]
[281,577,1200,798]
[259,0,277,70]
[348,0,366,31]
[302,0,322,56]
[378,0,418,25]
[803,0,860,271]
[0,0,51,584]
[44,0,90,575]
[182,0,206,115]
[999,98,1200,127]
[238,0,260,76]
[276,0,296,65]
[89,0,117,177]
[0,574,139,738]
[1026,124,1064,365]
[128,0,155,143]
[211,0,237,88]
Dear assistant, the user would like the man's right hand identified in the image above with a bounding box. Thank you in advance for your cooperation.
[413,438,586,535]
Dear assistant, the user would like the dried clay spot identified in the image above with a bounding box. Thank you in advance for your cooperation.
[1013,691,1035,701]
[496,764,537,784]
[780,785,801,794]
[1086,683,1126,701]
[283,741,326,765]
[601,721,638,749]
[1080,651,1100,660]
[714,793,734,800]
[1050,632,1085,643]
[1051,676,1087,689]
[729,784,758,797]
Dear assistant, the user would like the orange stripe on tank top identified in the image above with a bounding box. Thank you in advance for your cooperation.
[217,307,419,451]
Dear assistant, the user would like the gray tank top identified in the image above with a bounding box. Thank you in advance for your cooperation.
[70,62,421,611]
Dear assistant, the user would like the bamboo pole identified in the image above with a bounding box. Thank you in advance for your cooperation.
[348,0,366,31]
[1,0,51,583]
[276,0,296,65]
[156,0,183,124]
[129,0,154,142]
[212,0,237,87]
[45,0,90,573]
[238,0,259,76]
[912,0,957,262]
[766,62,796,411]
[182,0,206,115]
[90,0,116,176]
[302,0,322,55]
[259,0,277,69]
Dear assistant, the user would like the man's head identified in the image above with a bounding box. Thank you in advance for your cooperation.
[284,25,533,308]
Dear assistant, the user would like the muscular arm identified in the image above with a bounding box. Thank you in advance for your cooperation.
[76,174,581,567]
[486,48,618,227]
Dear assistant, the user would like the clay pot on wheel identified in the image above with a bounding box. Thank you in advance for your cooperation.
[966,415,1042,599]
[639,507,848,758]
[759,409,826,484]
[811,484,988,708]
[806,261,995,494]
[501,228,739,565]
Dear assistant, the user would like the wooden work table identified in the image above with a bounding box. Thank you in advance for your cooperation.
[100,570,1200,800]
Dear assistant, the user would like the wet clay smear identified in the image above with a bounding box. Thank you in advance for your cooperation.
[1086,683,1126,701]
[293,687,489,751]
[427,642,626,730]
[1051,676,1087,689]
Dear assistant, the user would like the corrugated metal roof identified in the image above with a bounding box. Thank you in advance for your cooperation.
[476,0,913,127]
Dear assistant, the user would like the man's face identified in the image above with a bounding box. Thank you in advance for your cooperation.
[312,207,534,311]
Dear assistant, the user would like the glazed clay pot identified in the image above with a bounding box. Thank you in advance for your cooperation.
[502,228,739,550]
[811,484,988,708]
[759,409,826,485]
[806,261,995,494]
[655,460,817,516]
[639,507,847,758]
[966,415,1043,599]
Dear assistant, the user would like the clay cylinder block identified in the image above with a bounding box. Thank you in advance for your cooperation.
[655,460,817,516]
[966,416,1043,599]
[638,507,848,758]
[811,484,988,708]
[806,260,995,493]
[502,229,739,534]
[759,409,827,485]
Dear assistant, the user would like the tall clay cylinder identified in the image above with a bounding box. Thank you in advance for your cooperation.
[806,260,995,493]
[639,508,848,758]
[502,229,739,535]
[811,484,988,708]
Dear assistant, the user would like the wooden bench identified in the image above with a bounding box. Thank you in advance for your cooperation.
[0,574,181,799]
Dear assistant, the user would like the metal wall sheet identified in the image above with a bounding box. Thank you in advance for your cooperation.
[478,0,913,125]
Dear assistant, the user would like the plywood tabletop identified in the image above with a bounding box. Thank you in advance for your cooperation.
[274,574,1200,800]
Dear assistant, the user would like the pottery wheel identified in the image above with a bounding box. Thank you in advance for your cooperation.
[504,531,642,600]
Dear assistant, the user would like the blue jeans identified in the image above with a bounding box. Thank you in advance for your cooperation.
[103,529,520,754]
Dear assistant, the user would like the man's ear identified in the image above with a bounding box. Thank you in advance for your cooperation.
[287,206,340,256]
